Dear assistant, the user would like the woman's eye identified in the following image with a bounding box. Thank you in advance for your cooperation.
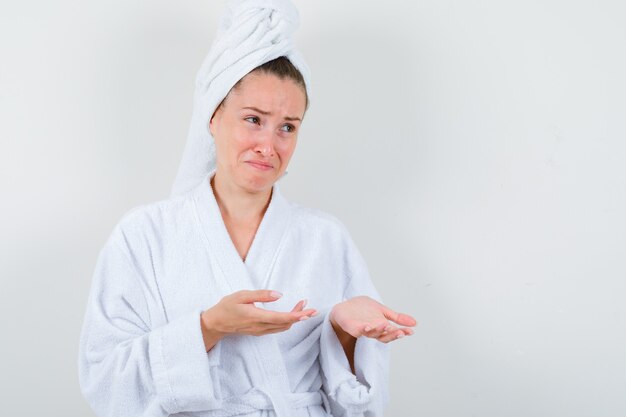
[281,124,295,132]
[245,116,259,124]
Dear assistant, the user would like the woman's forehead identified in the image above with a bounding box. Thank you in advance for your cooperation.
[227,73,306,114]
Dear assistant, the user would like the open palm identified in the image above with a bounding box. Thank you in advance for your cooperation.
[330,296,417,343]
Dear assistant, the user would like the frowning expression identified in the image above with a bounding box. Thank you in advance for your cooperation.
[209,71,306,194]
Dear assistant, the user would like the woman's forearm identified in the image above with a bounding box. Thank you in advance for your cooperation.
[330,315,357,374]
[200,309,224,352]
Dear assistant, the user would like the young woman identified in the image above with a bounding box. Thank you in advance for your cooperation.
[78,2,416,417]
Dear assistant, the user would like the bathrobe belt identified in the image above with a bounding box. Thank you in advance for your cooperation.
[188,388,330,416]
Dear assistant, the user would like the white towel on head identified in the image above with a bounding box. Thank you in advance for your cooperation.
[170,0,312,198]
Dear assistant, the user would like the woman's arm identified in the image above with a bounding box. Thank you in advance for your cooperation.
[79,228,319,417]
[200,291,315,352]
[329,297,415,375]
[330,316,357,374]
[78,231,223,417]
[318,221,416,417]
[331,296,415,344]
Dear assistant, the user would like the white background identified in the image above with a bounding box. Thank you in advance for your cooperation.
[1,1,625,416]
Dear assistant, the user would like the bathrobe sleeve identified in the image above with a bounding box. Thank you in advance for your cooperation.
[318,226,391,417]
[78,225,223,417]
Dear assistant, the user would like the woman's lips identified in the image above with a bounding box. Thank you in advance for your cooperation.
[246,160,273,171]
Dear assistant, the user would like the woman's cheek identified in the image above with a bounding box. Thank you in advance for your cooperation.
[276,137,296,154]
[233,134,256,152]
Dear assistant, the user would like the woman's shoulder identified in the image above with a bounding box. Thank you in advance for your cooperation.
[289,201,352,240]
[287,201,367,269]
[110,191,194,243]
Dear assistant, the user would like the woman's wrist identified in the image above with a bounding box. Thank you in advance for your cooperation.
[200,308,226,352]
[330,305,357,374]
[330,306,356,343]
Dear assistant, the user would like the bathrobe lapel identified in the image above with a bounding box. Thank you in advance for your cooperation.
[193,169,294,291]
[192,170,296,416]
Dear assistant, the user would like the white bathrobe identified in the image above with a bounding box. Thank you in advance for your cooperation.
[78,169,390,417]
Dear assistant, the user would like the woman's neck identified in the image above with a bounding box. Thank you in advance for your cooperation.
[210,171,272,224]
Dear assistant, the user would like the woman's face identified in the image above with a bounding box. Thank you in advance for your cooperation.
[209,71,306,194]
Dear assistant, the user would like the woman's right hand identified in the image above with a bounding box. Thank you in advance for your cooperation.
[200,290,317,351]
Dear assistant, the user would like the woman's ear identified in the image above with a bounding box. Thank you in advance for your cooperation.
[208,110,218,136]
[208,104,222,136]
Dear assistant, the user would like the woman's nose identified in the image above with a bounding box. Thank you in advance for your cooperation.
[253,130,275,156]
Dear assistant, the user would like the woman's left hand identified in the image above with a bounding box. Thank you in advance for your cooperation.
[330,296,417,343]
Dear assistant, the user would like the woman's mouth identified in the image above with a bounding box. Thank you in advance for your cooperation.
[246,160,273,171]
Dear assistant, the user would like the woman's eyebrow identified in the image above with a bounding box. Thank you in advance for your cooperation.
[242,106,301,122]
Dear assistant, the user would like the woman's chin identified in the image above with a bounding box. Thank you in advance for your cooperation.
[240,175,276,194]
[239,166,282,189]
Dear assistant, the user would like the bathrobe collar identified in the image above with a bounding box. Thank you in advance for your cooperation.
[192,168,295,293]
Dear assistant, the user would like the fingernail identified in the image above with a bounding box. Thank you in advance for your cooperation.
[270,291,283,298]
[310,310,318,317]
[302,299,307,308]
[397,333,404,339]
[299,315,310,321]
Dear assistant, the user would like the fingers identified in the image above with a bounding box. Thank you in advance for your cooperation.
[377,329,405,343]
[256,307,318,325]
[291,299,307,313]
[362,322,415,342]
[362,322,389,338]
[250,300,313,336]
[381,306,417,327]
[233,289,284,304]
[401,327,414,336]
[396,312,418,327]
[231,291,317,328]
